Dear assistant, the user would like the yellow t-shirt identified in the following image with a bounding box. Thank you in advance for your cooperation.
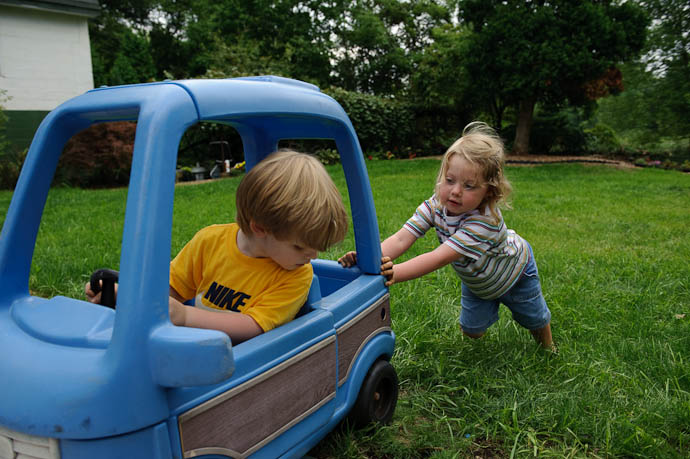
[169,223,313,332]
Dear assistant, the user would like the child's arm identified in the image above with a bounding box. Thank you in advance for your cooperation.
[168,287,263,343]
[339,227,417,267]
[381,228,417,260]
[86,281,264,342]
[388,243,460,285]
[338,228,415,286]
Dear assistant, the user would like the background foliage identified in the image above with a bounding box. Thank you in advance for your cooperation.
[0,90,25,190]
[325,87,418,156]
[54,122,136,188]
[0,0,688,188]
[456,0,648,154]
[84,0,656,152]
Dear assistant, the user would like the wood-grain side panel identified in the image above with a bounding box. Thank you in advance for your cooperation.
[179,338,336,457]
[337,295,391,386]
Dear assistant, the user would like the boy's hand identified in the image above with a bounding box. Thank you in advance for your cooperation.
[381,256,395,287]
[85,281,98,303]
[84,280,118,304]
[338,251,358,267]
[169,298,187,326]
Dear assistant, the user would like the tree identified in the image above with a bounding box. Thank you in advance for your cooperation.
[330,0,450,95]
[146,0,204,79]
[639,0,689,72]
[90,13,157,86]
[635,0,690,137]
[595,0,689,146]
[595,62,662,145]
[456,0,648,154]
[161,0,338,84]
[411,22,504,125]
[88,0,450,94]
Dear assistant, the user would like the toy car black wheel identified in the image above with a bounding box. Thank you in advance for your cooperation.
[347,359,398,427]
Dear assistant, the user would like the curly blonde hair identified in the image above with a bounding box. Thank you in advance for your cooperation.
[435,122,512,220]
[236,149,348,251]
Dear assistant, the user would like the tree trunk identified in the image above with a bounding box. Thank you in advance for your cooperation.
[490,96,505,130]
[512,96,537,155]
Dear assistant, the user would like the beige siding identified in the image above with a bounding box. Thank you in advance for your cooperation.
[0,4,94,111]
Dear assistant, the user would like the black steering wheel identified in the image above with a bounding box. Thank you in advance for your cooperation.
[89,268,119,309]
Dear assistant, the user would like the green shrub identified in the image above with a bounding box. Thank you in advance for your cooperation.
[55,121,136,188]
[0,148,27,190]
[313,148,340,165]
[324,87,469,157]
[324,87,415,156]
[633,157,649,167]
[624,136,690,171]
[0,90,26,189]
[176,166,194,182]
[654,137,690,164]
[585,123,623,155]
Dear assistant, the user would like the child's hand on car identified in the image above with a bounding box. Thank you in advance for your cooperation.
[338,251,358,267]
[380,256,394,286]
[339,252,395,287]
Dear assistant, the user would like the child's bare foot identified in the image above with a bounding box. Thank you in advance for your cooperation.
[545,341,558,354]
[530,324,555,352]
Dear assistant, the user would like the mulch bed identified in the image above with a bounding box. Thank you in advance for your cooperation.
[504,154,634,169]
[419,154,635,169]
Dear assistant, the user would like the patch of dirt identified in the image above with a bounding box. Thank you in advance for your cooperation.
[419,154,634,169]
[505,154,634,169]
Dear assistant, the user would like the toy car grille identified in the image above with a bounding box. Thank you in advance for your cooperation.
[0,426,60,459]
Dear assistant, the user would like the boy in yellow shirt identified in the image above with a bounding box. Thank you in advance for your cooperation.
[88,150,348,343]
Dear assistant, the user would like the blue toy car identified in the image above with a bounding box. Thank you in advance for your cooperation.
[0,77,397,459]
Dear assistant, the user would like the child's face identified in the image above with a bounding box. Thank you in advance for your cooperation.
[265,234,319,271]
[438,155,488,216]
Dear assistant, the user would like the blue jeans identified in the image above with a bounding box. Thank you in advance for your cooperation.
[459,243,551,334]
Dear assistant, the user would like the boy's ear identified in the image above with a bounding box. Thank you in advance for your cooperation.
[249,220,268,237]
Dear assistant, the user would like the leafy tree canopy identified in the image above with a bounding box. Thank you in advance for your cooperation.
[330,0,450,94]
[635,0,689,137]
[456,0,648,153]
[596,0,689,143]
[90,14,156,86]
[88,0,689,158]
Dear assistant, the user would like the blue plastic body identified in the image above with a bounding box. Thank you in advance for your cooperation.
[0,77,394,458]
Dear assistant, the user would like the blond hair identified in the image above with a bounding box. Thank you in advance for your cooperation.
[236,149,348,251]
[436,122,512,219]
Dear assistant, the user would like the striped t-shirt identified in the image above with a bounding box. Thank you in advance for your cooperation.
[404,195,529,300]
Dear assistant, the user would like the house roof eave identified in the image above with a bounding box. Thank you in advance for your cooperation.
[0,0,100,18]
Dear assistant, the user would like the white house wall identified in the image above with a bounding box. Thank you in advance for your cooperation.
[0,4,94,111]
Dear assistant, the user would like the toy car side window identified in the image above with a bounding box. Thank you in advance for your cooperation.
[276,138,352,263]
[31,121,131,303]
[171,122,244,258]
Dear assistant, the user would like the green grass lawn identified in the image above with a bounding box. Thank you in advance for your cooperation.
[1,160,689,457]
